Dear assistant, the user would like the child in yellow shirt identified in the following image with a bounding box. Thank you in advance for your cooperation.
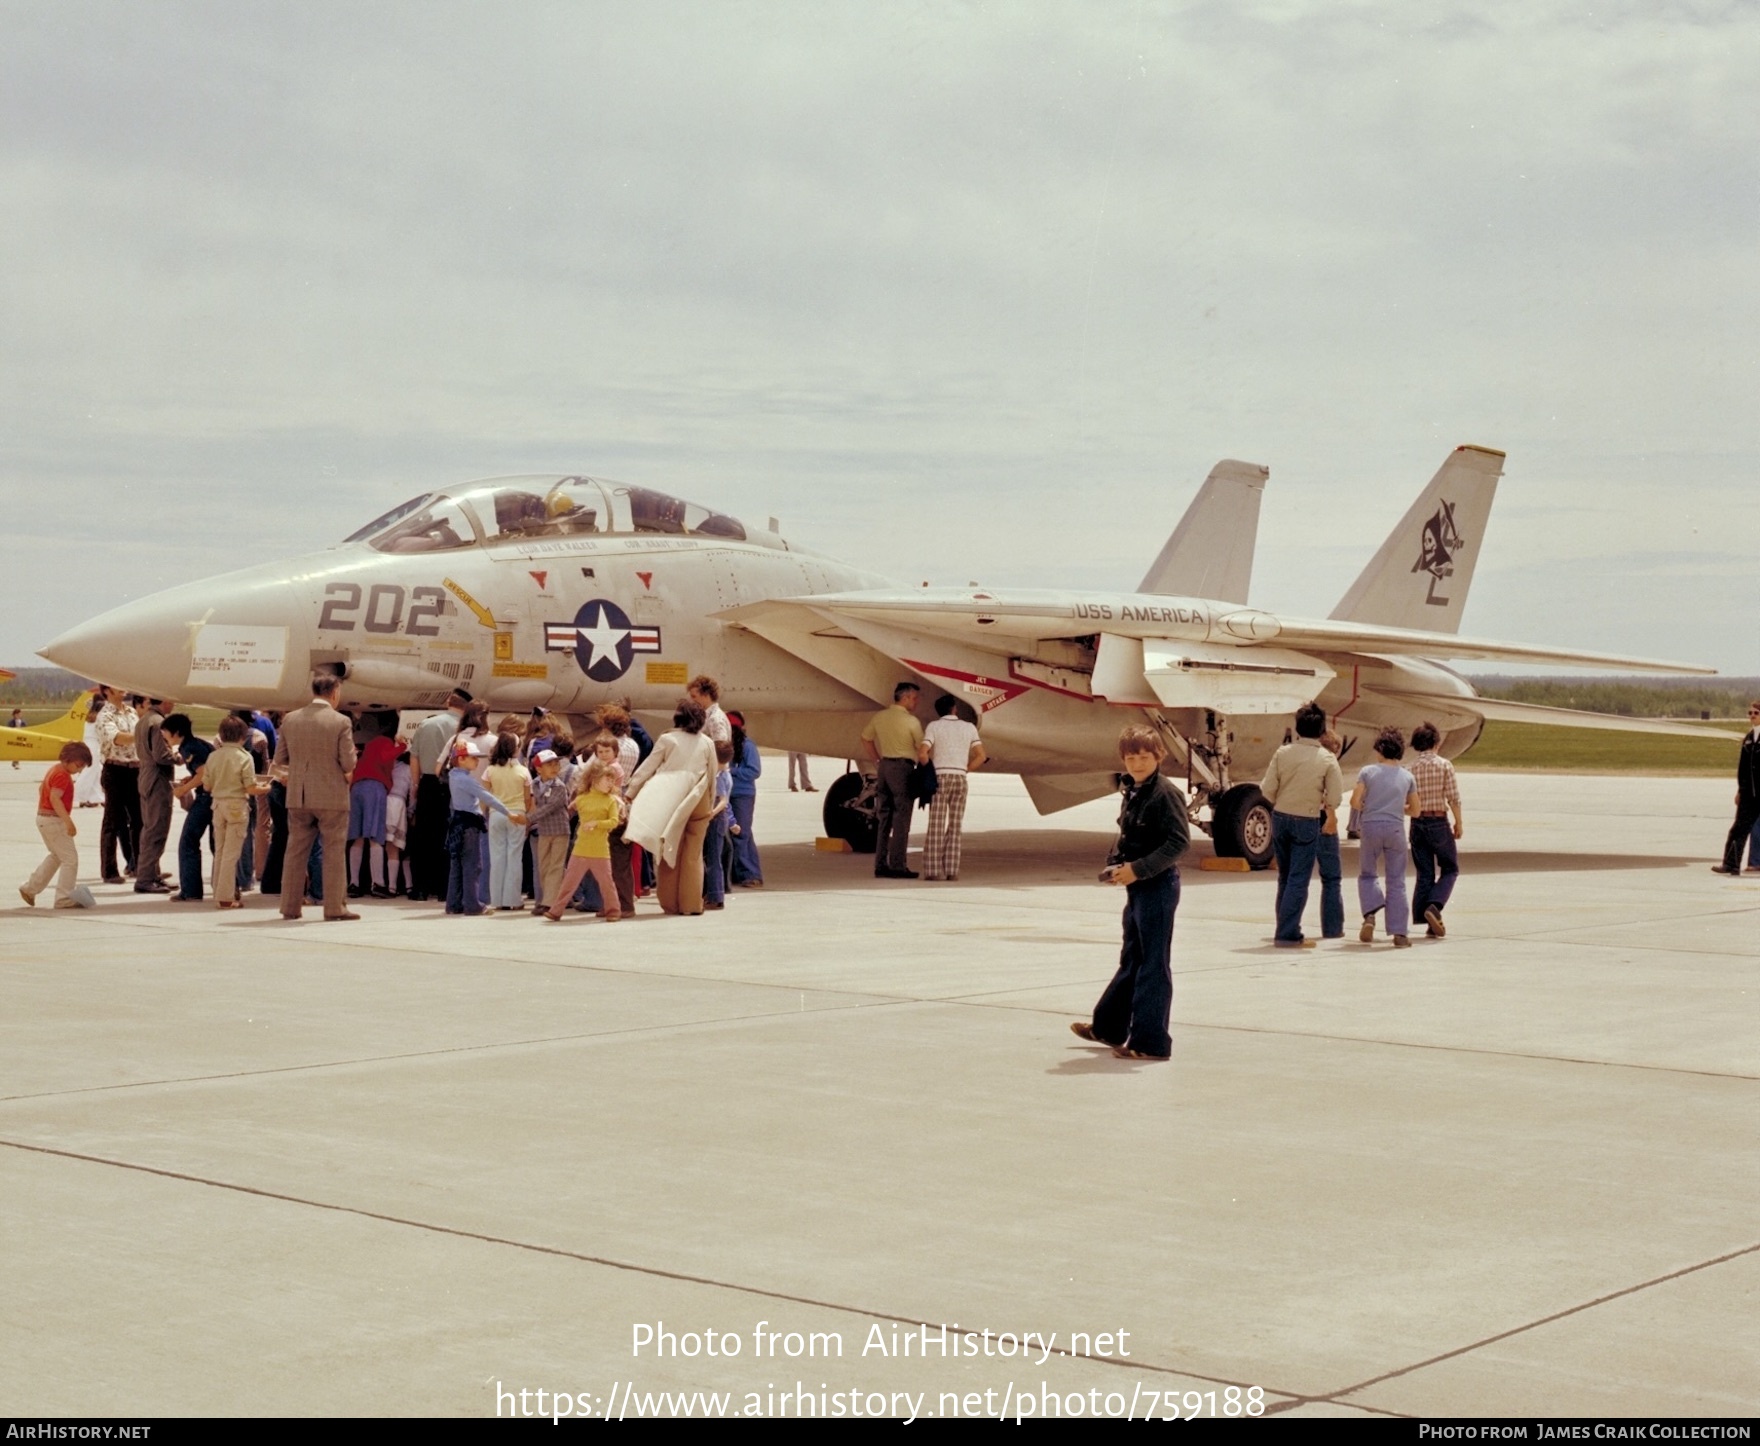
[541,759,625,922]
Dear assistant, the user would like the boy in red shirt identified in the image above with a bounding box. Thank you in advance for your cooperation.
[21,742,95,908]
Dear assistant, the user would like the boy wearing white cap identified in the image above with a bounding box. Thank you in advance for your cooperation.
[525,749,574,913]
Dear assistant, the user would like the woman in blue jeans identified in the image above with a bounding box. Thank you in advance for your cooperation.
[1351,728,1419,947]
[726,711,764,887]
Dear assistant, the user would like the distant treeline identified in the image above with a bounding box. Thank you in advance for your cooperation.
[1468,675,1760,719]
[0,667,95,706]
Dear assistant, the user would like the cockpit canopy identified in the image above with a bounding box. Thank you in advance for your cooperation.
[342,476,779,554]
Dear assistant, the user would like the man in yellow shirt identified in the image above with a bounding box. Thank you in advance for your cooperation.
[860,682,928,879]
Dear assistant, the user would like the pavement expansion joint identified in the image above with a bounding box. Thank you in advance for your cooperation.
[1181,1018,1760,1082]
[0,995,929,1106]
[0,1132,1304,1407]
[1500,900,1760,940]
[241,925,930,1002]
[1322,1239,1760,1406]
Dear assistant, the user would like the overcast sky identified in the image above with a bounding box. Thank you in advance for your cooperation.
[3,1,1755,674]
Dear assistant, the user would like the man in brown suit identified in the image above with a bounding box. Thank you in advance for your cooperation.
[274,673,359,921]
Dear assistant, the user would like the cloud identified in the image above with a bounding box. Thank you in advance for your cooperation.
[1,2,1755,672]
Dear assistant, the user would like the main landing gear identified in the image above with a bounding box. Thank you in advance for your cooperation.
[822,769,880,854]
[1150,707,1275,870]
[1208,784,1275,870]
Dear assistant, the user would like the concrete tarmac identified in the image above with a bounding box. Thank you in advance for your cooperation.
[1,766,1755,1419]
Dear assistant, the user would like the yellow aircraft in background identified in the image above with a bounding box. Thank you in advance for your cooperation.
[1,690,97,765]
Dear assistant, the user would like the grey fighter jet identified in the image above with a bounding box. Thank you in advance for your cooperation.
[41,450,1717,867]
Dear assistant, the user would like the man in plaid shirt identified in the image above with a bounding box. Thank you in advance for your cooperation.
[1407,722,1464,937]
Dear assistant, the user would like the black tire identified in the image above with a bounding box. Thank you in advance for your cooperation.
[1212,784,1275,871]
[822,771,878,854]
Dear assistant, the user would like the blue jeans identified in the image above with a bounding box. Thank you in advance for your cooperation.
[1091,870,1177,1057]
[1409,816,1459,924]
[703,808,729,905]
[1316,831,1344,938]
[176,792,213,899]
[1358,817,1410,934]
[729,793,762,883]
[1271,812,1322,943]
[446,813,486,914]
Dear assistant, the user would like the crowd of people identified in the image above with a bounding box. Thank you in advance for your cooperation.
[16,674,771,922]
[18,676,1760,1073]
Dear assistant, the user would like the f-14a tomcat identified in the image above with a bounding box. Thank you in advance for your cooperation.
[41,448,1719,866]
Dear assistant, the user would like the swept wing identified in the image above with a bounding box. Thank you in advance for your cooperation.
[739,588,1714,677]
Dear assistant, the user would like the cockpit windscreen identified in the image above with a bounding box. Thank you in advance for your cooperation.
[352,475,756,552]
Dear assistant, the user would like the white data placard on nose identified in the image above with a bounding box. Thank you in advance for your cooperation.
[187,625,289,689]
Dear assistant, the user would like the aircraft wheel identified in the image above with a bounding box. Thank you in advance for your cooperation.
[822,771,879,854]
[1212,784,1274,871]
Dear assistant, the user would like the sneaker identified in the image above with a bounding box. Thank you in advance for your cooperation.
[1424,905,1446,937]
[1392,934,1412,948]
[1359,916,1376,943]
[54,898,80,909]
[1274,938,1318,949]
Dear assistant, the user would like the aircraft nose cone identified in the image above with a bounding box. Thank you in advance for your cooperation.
[41,590,218,700]
[40,564,310,704]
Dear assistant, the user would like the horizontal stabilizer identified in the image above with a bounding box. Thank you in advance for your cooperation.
[1369,687,1741,741]
[1332,445,1503,634]
[1021,772,1120,815]
[1137,459,1268,603]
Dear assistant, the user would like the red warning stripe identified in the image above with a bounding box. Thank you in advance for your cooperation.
[900,658,1031,712]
